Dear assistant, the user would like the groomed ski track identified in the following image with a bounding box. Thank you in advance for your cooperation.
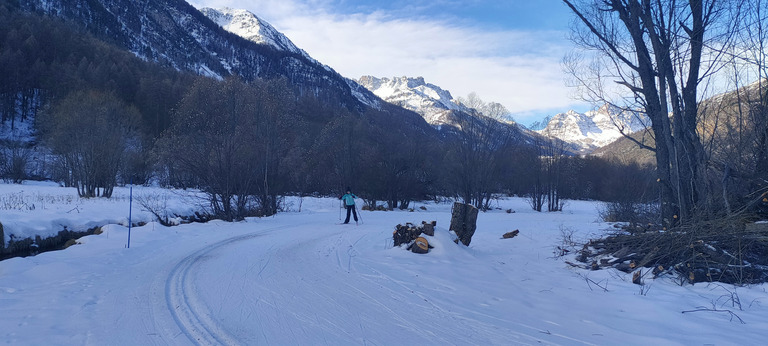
[164,231,263,345]
[149,215,568,345]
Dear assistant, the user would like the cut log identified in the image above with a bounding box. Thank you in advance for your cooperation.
[422,221,435,236]
[502,230,519,239]
[632,270,642,285]
[393,224,411,247]
[411,237,429,254]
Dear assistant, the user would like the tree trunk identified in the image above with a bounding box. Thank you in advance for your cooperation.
[450,202,478,246]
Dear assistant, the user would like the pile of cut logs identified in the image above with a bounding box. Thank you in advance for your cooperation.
[393,221,436,254]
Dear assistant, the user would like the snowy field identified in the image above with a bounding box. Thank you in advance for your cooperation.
[1,181,767,345]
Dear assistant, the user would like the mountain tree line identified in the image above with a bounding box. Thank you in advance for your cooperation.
[0,5,659,221]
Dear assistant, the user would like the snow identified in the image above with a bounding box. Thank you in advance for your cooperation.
[537,106,650,153]
[0,182,204,243]
[199,7,322,67]
[0,118,35,144]
[358,75,469,126]
[1,182,767,345]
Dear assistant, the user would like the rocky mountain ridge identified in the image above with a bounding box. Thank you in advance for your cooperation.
[535,106,650,153]
[199,7,314,62]
[357,76,473,126]
[356,74,647,153]
[197,6,382,109]
[16,0,640,154]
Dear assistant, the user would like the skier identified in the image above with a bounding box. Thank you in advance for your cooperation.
[339,188,358,224]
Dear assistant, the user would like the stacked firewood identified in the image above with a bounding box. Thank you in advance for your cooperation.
[393,221,437,253]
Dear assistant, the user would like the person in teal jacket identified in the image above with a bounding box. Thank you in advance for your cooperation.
[339,187,358,224]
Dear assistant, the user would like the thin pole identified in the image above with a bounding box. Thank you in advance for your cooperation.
[127,179,133,248]
[355,203,362,225]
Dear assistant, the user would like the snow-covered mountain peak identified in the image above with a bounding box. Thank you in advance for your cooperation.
[197,6,380,107]
[200,7,313,61]
[537,105,649,153]
[358,76,467,125]
[564,109,582,118]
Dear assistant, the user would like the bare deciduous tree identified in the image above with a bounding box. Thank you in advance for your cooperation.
[41,90,138,197]
[446,112,519,210]
[157,77,263,220]
[563,0,740,225]
[458,92,515,123]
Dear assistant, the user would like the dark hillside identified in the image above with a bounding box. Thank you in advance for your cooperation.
[0,6,195,138]
[591,130,656,167]
[0,4,448,204]
[13,0,375,111]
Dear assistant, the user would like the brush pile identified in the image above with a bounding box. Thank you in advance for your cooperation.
[576,217,768,285]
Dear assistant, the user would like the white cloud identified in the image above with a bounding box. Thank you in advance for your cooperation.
[189,0,588,124]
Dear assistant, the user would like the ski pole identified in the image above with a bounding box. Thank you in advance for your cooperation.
[355,203,363,224]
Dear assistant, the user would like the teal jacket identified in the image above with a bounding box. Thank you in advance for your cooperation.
[340,193,357,206]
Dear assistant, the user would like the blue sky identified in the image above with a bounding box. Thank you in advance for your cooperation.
[323,0,574,31]
[189,0,588,125]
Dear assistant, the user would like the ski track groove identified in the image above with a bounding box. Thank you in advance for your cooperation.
[164,225,293,345]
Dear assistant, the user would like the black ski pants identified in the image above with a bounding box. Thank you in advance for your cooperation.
[344,204,358,223]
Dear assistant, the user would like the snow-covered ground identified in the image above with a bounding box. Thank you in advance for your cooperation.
[1,182,766,345]
[0,181,205,242]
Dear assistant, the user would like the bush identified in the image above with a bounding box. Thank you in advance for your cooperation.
[599,201,659,226]
[0,144,31,183]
